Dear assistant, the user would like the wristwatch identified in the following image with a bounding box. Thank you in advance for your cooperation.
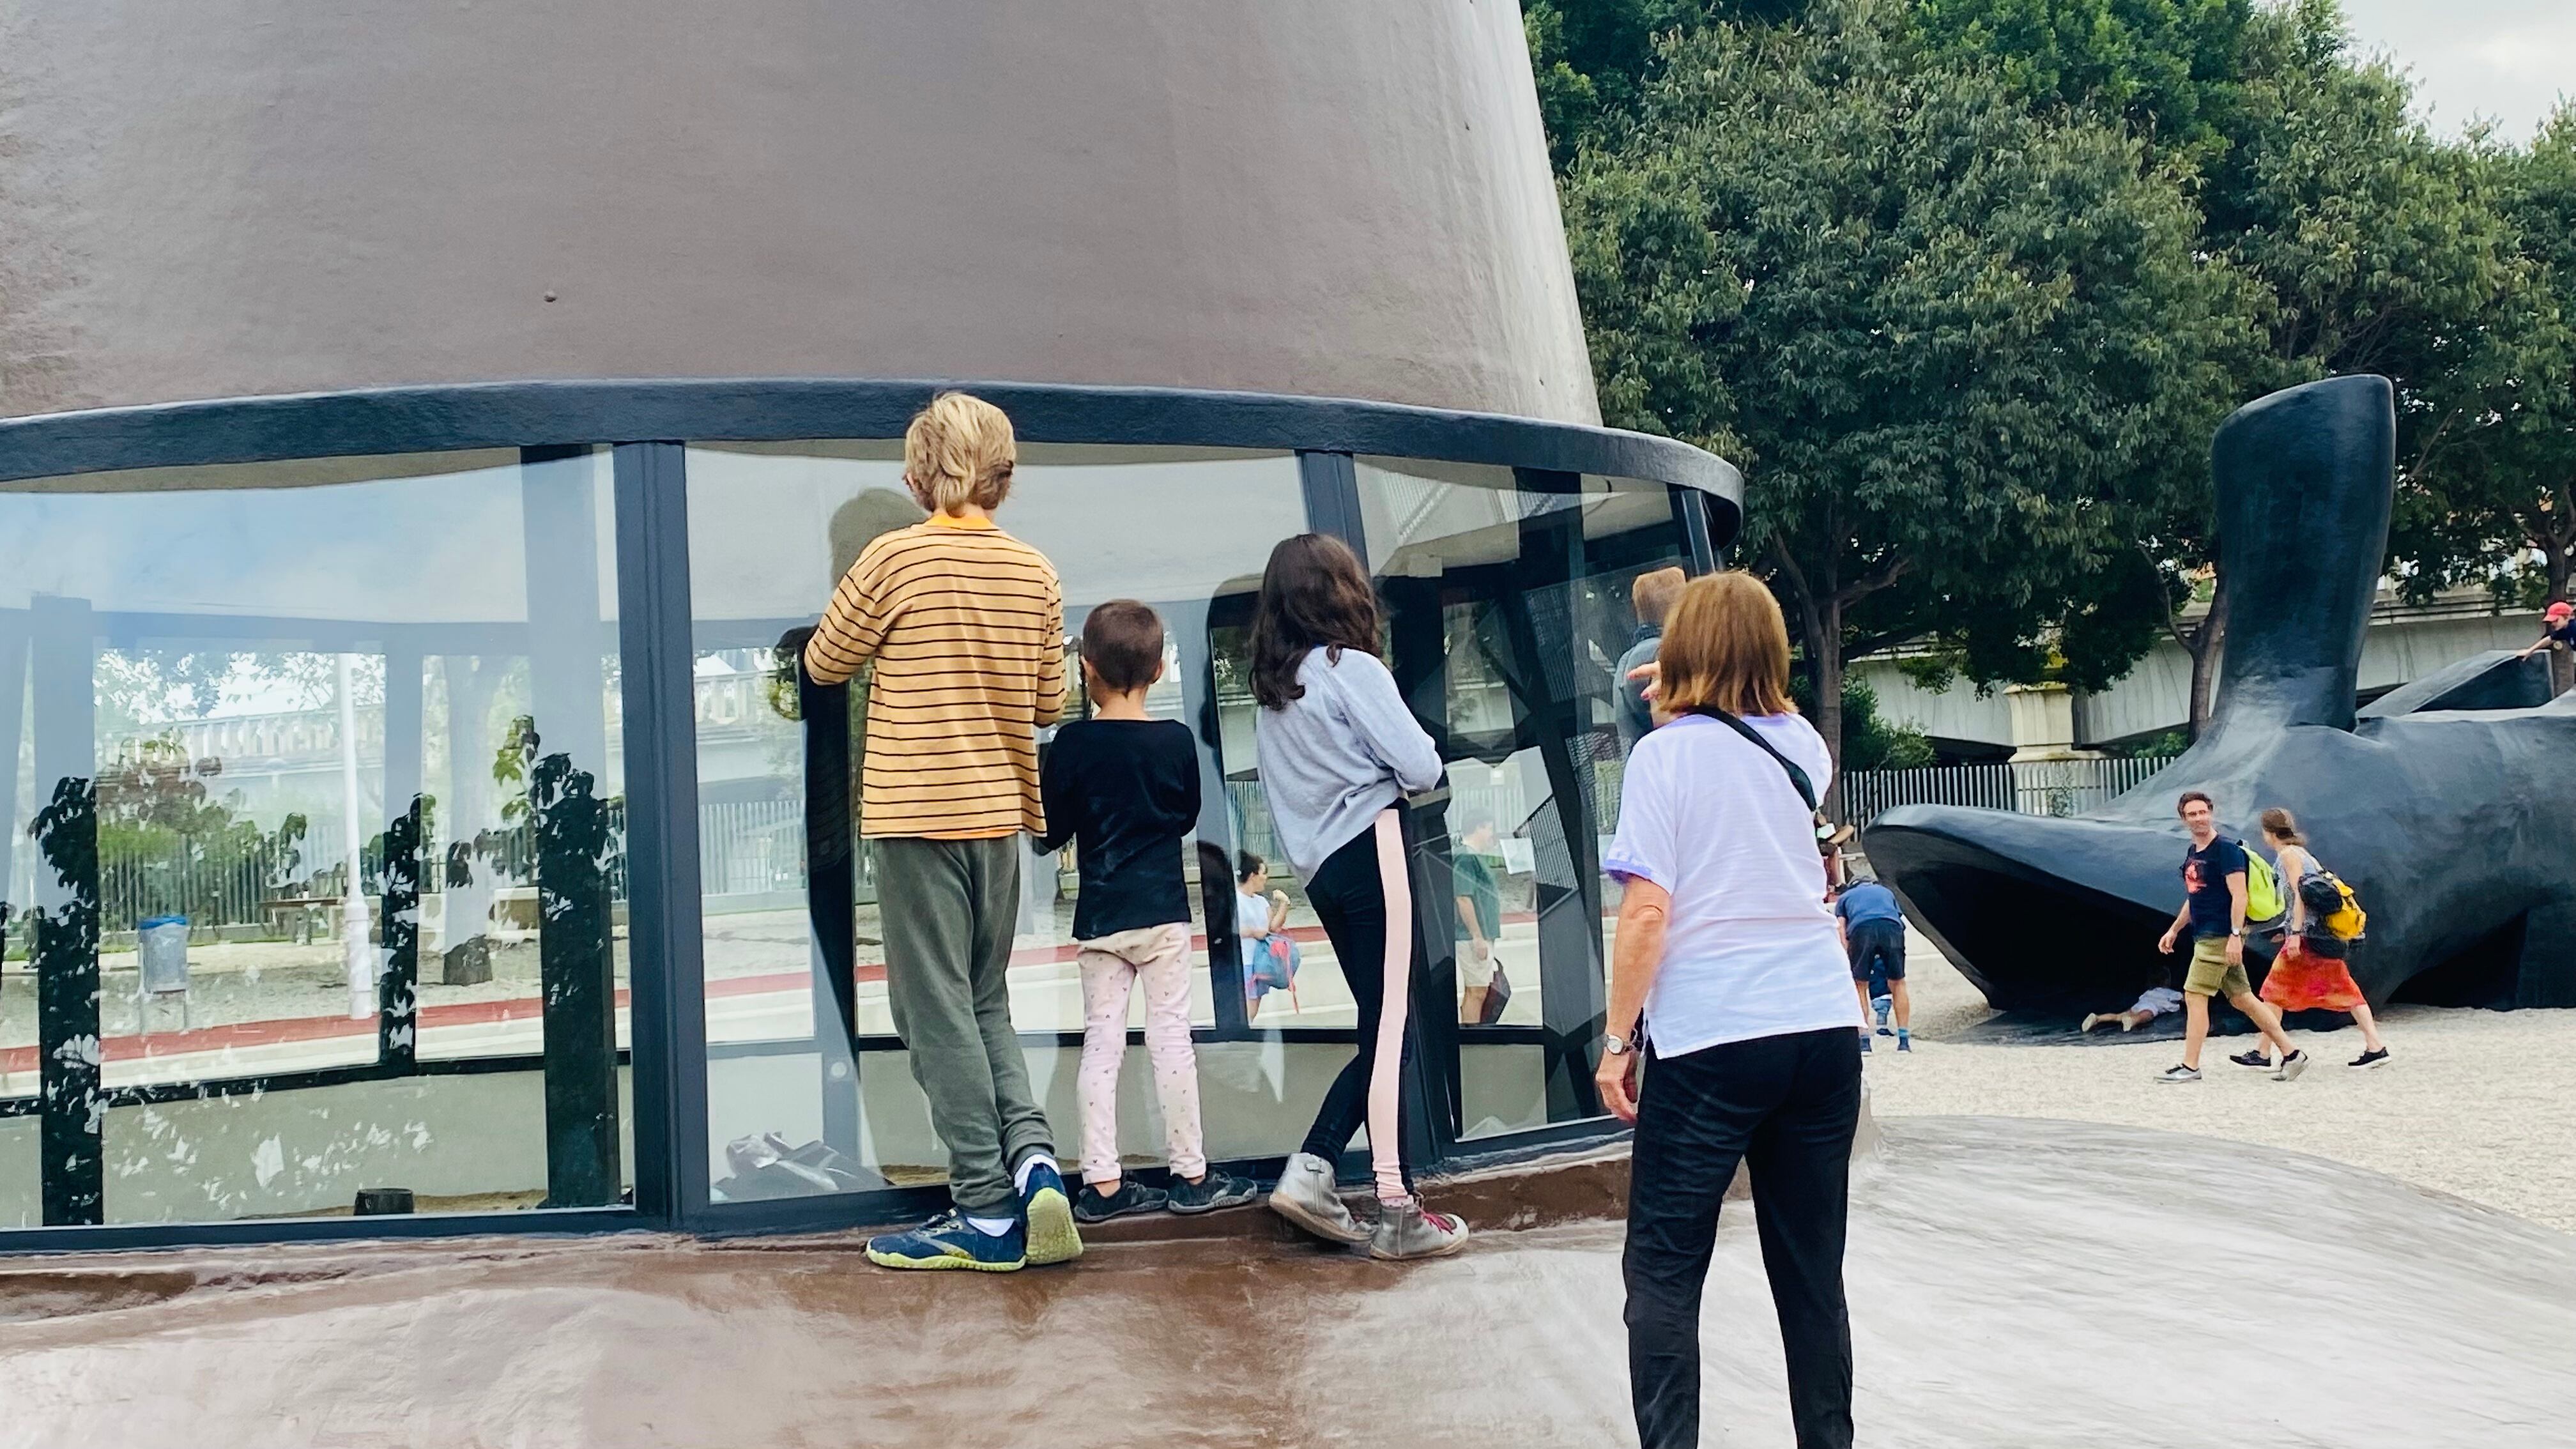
[1604,1032,1634,1057]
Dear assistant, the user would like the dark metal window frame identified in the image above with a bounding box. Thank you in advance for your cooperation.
[0,377,1737,1253]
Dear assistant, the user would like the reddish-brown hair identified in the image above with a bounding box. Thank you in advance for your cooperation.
[1655,572,1796,718]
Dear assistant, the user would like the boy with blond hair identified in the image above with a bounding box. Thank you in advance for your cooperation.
[804,392,1077,1273]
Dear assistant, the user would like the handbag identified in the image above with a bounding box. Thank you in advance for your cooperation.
[1477,954,1513,1025]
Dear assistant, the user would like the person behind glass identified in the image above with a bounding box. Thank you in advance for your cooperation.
[1615,565,1689,753]
[802,392,1080,1275]
[1235,851,1300,1020]
[1250,533,1469,1261]
[1597,571,1865,1449]
[1037,601,1261,1224]
[1453,815,1506,1025]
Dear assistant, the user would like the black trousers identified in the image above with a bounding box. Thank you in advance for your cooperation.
[1625,1027,1862,1449]
[1294,817,1418,1195]
[1846,920,1905,983]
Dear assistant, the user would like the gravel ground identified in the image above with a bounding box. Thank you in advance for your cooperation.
[1870,928,2576,1232]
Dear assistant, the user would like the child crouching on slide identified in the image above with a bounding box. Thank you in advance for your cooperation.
[1038,601,1259,1221]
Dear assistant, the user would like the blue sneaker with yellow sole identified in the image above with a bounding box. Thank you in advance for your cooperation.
[1019,1158,1084,1266]
[864,1209,1025,1273]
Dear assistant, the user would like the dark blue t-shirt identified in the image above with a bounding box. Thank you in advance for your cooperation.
[2182,836,2248,939]
[1835,880,1903,927]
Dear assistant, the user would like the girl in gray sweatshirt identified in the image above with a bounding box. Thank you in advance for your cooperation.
[1247,533,1466,1262]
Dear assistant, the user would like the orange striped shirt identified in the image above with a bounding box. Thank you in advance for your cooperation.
[802,514,1067,839]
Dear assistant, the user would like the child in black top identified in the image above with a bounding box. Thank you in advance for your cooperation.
[1038,601,1255,1221]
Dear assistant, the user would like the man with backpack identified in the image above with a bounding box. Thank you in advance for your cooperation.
[2153,790,2309,1083]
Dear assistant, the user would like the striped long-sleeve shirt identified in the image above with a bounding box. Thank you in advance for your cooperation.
[802,514,1067,840]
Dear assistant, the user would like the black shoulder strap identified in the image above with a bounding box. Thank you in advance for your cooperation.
[1683,705,1819,813]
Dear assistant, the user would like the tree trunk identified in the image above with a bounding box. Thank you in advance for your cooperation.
[2187,566,2230,740]
[2550,549,2573,700]
[1814,596,1845,772]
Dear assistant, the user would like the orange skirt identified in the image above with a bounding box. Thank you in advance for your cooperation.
[2260,936,2365,1013]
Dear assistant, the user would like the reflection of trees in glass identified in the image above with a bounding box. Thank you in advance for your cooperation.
[92,735,307,930]
[449,716,628,901]
[27,773,106,1224]
[95,649,385,737]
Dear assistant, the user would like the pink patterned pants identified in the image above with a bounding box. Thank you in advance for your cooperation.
[1075,922,1206,1186]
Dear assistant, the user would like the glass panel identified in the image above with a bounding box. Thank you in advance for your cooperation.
[685,441,1328,1205]
[0,448,632,1226]
[1354,458,1690,1141]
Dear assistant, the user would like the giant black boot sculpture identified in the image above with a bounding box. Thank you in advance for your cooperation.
[1867,375,2576,1013]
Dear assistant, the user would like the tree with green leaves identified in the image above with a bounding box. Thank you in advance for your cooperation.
[1525,1,1809,164]
[1562,2,2249,761]
[1910,0,2253,161]
[2391,106,2576,687]
[2150,1,2515,728]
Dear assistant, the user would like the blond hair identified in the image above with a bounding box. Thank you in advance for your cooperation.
[1631,566,1689,627]
[1655,572,1797,717]
[903,392,1016,513]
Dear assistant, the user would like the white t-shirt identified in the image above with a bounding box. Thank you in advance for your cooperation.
[1236,889,1269,967]
[1602,712,1855,1058]
[2131,986,2184,1018]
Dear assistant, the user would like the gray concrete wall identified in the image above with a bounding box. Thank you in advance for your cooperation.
[0,1,1597,424]
[1857,606,2549,752]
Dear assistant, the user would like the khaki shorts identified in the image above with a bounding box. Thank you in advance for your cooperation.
[2184,936,2251,999]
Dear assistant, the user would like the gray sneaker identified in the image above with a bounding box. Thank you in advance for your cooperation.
[2273,1049,2311,1082]
[1369,1199,1470,1262]
[1268,1151,1369,1244]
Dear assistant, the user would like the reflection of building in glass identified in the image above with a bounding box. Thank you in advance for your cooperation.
[0,4,1736,1246]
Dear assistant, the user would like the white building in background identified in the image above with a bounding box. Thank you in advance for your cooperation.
[1853,592,2545,760]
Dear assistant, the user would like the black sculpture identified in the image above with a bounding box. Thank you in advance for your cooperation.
[1867,376,2576,1015]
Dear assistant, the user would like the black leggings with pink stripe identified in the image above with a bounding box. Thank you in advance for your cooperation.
[1295,807,1420,1203]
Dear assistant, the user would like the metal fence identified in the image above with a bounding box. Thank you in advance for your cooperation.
[89,798,817,935]
[1839,755,2177,831]
[698,799,808,897]
[95,838,308,934]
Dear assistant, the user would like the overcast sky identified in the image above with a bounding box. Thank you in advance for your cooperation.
[2338,0,2573,141]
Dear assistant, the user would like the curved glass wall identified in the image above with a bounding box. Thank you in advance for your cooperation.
[1,448,632,1228]
[1353,459,1692,1145]
[0,386,1732,1247]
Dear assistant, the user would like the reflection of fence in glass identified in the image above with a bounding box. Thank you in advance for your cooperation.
[90,799,765,937]
[700,799,807,899]
[1226,774,1543,870]
[1839,756,2177,831]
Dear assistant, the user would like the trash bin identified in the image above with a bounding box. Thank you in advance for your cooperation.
[137,914,191,995]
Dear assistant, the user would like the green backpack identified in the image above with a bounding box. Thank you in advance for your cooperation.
[2239,842,2285,925]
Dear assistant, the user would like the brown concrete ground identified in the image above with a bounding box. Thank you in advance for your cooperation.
[1,1115,2567,1449]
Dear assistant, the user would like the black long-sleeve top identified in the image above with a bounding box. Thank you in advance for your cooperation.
[1036,718,1202,940]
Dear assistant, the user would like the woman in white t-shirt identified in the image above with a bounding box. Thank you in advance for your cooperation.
[1597,571,1862,1449]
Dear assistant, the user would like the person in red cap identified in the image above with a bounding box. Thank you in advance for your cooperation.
[2519,601,2576,662]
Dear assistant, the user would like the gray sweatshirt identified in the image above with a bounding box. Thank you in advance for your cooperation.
[1254,646,1443,877]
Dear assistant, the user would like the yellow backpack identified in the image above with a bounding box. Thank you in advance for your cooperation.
[2297,866,2367,941]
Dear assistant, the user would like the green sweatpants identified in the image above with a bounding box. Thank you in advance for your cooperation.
[873,834,1055,1215]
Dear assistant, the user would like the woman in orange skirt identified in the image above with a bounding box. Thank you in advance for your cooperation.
[2253,808,2390,1070]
